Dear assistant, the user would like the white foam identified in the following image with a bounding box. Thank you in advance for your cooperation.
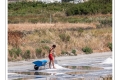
[101,57,112,64]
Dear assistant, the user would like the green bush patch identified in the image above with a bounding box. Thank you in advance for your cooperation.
[107,42,112,51]
[82,46,93,54]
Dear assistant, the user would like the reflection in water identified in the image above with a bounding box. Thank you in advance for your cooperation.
[16,72,51,75]
[11,65,111,80]
[64,66,103,70]
[66,71,88,75]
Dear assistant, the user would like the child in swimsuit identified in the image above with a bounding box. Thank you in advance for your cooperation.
[48,45,56,69]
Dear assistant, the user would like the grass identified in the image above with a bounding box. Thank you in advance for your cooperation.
[8,0,112,23]
[82,46,93,54]
[8,23,112,61]
[8,10,112,61]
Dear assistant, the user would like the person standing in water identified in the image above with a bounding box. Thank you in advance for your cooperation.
[48,44,56,69]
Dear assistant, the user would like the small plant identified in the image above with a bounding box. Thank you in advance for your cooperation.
[78,28,83,33]
[43,46,50,52]
[16,48,22,56]
[107,42,112,51]
[59,33,70,42]
[9,49,14,57]
[8,48,22,57]
[72,49,77,56]
[82,46,93,54]
[42,52,45,58]
[28,19,39,24]
[23,50,31,59]
[61,50,67,55]
[35,48,42,58]
[41,39,51,43]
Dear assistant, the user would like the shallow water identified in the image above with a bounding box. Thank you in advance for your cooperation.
[8,52,112,80]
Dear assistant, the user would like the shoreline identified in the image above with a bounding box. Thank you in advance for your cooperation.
[8,51,112,66]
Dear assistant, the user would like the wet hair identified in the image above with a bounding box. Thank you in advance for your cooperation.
[52,45,56,48]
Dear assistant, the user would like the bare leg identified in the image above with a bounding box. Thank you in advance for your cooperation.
[49,61,51,69]
[52,60,56,69]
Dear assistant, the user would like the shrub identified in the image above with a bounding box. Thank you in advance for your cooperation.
[9,49,14,57]
[35,48,42,58]
[82,46,93,54]
[43,46,50,52]
[72,49,77,55]
[41,39,51,43]
[99,19,112,27]
[28,19,39,24]
[66,0,112,16]
[8,48,22,57]
[59,33,70,42]
[23,50,31,59]
[107,42,112,51]
[61,50,65,55]
[78,28,83,36]
[61,50,67,55]
[16,48,22,56]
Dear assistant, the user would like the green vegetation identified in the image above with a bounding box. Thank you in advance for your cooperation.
[8,0,112,23]
[59,33,70,42]
[35,48,42,58]
[72,49,77,55]
[8,27,112,61]
[8,0,112,61]
[82,46,93,54]
[107,42,112,51]
[66,0,112,16]
[61,50,66,55]
[9,48,22,57]
[23,50,31,59]
[43,46,50,52]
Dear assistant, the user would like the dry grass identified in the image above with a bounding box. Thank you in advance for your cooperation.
[8,22,112,61]
[8,22,96,31]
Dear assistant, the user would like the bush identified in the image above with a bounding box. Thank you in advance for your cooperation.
[28,19,39,24]
[99,19,112,27]
[35,48,42,58]
[8,48,22,57]
[78,28,83,36]
[66,0,112,16]
[61,50,67,55]
[15,48,22,56]
[82,46,93,54]
[43,46,50,52]
[107,42,112,51]
[59,33,70,42]
[23,50,31,59]
[72,49,77,55]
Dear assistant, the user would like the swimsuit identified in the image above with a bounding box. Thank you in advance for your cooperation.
[49,53,53,60]
[48,48,54,60]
